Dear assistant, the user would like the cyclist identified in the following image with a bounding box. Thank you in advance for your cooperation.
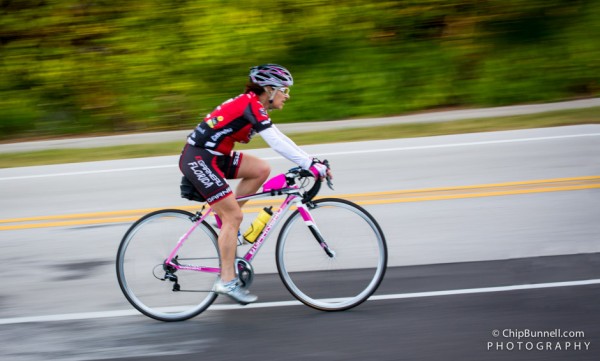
[179,64,331,304]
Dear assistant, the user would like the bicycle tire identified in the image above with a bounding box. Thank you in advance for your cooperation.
[276,198,387,311]
[116,209,219,321]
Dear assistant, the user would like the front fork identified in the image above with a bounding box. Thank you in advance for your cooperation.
[298,202,335,258]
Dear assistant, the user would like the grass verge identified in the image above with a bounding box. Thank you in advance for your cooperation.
[1,107,598,169]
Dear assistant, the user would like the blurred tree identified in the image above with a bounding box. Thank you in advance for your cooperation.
[1,0,598,140]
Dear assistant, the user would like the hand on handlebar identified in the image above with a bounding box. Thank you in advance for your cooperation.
[309,159,334,190]
[310,162,328,178]
[286,159,334,202]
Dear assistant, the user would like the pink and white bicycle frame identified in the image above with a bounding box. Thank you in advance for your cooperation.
[163,172,322,274]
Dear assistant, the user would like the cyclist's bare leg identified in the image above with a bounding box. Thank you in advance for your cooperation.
[208,154,268,302]
[235,153,271,207]
[211,195,243,283]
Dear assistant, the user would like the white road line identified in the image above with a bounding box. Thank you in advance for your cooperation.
[0,165,177,181]
[1,132,599,181]
[1,278,598,325]
[318,133,600,157]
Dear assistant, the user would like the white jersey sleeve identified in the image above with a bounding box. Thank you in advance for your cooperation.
[259,126,312,169]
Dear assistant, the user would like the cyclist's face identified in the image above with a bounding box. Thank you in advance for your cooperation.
[270,87,290,110]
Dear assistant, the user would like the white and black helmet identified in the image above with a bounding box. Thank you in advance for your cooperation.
[249,64,294,87]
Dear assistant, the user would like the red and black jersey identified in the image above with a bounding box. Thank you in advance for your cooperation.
[187,92,272,154]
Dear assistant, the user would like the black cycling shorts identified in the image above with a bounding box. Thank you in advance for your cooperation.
[179,145,243,204]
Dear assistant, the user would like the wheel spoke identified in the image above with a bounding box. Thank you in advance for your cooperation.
[276,199,387,311]
[116,209,219,321]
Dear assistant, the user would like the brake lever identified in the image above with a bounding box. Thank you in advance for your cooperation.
[321,160,334,190]
[326,177,334,190]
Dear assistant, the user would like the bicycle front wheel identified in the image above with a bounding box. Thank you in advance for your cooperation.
[116,209,219,321]
[276,198,387,311]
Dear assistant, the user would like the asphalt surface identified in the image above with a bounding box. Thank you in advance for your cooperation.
[1,256,598,361]
[1,124,599,360]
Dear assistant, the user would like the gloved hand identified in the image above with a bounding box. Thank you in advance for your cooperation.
[309,161,329,178]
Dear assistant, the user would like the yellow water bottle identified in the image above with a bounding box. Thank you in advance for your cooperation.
[243,206,273,243]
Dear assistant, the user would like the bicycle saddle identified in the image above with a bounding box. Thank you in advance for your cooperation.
[180,176,206,202]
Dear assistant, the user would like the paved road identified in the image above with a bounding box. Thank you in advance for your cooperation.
[0,125,599,360]
[1,98,598,153]
[1,255,599,361]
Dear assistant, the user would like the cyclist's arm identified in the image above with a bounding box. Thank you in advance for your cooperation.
[271,125,310,158]
[259,127,312,169]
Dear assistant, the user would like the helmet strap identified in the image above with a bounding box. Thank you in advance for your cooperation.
[266,87,277,109]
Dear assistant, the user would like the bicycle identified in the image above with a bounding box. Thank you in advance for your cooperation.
[116,161,387,321]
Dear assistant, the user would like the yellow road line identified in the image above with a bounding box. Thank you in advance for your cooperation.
[356,184,600,206]
[333,175,600,199]
[2,176,599,231]
[0,216,142,231]
[0,208,165,224]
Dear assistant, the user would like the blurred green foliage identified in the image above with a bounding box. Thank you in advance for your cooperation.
[1,0,599,140]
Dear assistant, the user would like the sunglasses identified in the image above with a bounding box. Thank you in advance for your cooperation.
[276,87,290,96]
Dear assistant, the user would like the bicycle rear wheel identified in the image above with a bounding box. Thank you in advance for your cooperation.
[276,198,387,311]
[116,209,219,321]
